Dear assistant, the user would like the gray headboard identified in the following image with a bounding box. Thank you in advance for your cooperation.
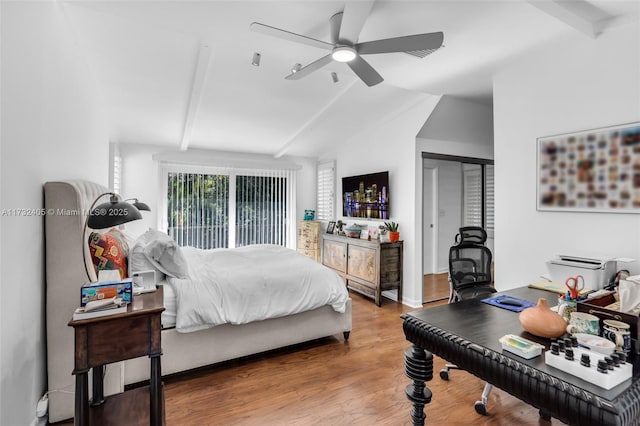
[44,180,108,422]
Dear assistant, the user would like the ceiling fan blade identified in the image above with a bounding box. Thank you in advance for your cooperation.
[285,54,333,80]
[356,32,444,55]
[329,12,343,45]
[338,0,375,45]
[250,22,333,51]
[347,55,383,87]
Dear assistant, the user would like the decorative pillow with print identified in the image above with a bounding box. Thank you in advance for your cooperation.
[89,228,129,279]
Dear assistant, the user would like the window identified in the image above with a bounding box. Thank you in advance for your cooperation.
[485,165,495,234]
[463,167,482,227]
[463,164,494,235]
[109,143,122,194]
[163,166,296,249]
[235,173,290,247]
[317,161,335,221]
[167,172,230,249]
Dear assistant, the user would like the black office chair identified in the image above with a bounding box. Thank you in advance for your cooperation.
[439,226,496,415]
[447,226,495,303]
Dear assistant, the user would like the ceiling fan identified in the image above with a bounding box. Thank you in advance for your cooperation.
[250,1,443,87]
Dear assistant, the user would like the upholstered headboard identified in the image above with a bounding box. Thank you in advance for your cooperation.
[43,180,111,422]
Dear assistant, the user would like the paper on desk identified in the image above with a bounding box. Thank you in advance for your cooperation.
[619,278,640,315]
[528,280,589,295]
[528,280,565,293]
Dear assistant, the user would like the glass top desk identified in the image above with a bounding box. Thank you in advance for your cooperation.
[401,286,640,426]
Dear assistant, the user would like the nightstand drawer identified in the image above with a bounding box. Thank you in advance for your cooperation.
[85,315,160,367]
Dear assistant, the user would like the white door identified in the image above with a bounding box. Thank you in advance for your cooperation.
[423,166,437,274]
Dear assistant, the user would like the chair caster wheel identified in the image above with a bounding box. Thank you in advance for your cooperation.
[439,369,449,381]
[474,401,487,415]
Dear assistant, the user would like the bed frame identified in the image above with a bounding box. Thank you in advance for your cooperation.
[44,180,352,422]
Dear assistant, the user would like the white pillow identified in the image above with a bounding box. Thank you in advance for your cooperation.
[119,226,145,248]
[129,229,168,281]
[143,234,189,279]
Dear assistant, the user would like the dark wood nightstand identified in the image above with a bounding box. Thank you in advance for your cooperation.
[68,287,165,426]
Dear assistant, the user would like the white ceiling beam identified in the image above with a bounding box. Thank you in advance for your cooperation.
[274,79,358,158]
[526,0,611,39]
[180,43,212,151]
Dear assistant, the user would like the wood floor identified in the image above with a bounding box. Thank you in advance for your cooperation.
[54,291,562,425]
[158,292,560,426]
[423,272,450,303]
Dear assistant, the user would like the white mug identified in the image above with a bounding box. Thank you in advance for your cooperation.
[566,312,600,335]
[557,297,577,322]
[602,319,632,354]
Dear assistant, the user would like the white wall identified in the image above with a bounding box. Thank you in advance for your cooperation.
[416,98,494,279]
[417,95,494,144]
[332,94,441,307]
[422,160,463,272]
[118,144,317,239]
[494,22,640,290]
[0,2,109,425]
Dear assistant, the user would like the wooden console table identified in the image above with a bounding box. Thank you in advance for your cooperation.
[322,233,403,306]
[69,287,165,426]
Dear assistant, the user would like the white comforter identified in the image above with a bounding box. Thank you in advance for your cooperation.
[168,244,349,333]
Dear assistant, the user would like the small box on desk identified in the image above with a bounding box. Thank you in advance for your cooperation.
[81,278,133,306]
[578,292,640,355]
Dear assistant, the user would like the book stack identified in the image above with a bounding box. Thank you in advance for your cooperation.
[73,297,128,320]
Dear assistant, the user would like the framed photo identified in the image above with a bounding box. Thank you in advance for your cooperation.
[326,221,336,234]
[537,122,640,213]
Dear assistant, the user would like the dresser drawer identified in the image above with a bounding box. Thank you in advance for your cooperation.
[347,279,375,299]
[297,221,321,249]
[297,248,320,262]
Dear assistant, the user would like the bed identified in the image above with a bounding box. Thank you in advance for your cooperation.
[44,180,352,422]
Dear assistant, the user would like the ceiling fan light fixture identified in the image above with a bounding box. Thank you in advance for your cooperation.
[332,46,356,63]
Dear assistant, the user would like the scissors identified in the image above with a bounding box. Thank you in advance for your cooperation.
[565,275,585,300]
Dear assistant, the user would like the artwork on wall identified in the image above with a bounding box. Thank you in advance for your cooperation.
[342,171,389,219]
[537,122,640,212]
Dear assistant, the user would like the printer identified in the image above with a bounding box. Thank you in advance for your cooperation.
[546,255,619,291]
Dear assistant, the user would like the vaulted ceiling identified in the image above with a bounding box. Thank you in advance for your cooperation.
[62,0,639,158]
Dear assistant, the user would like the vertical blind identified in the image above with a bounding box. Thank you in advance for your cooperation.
[463,168,483,227]
[235,169,294,247]
[166,167,295,249]
[316,161,335,221]
[463,165,495,234]
[485,165,495,233]
[113,156,121,195]
[167,172,230,249]
[110,143,122,194]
